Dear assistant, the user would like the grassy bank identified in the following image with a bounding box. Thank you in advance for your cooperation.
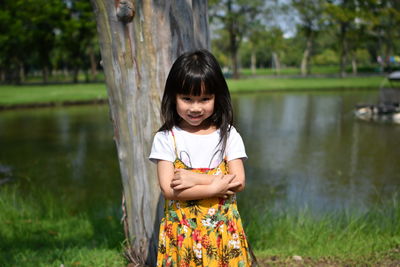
[242,198,400,266]
[1,184,399,266]
[0,185,126,267]
[227,76,385,92]
[0,76,386,108]
[0,84,107,107]
[239,65,384,77]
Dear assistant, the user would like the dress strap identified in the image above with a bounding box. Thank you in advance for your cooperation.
[170,130,179,158]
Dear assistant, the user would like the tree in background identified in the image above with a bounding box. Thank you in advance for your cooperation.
[292,0,326,76]
[209,0,263,78]
[367,0,400,71]
[241,26,286,74]
[60,0,99,83]
[325,0,359,77]
[0,0,65,83]
[266,27,286,74]
[0,0,28,83]
[247,22,266,75]
[90,1,209,265]
[1,0,399,84]
[0,0,101,84]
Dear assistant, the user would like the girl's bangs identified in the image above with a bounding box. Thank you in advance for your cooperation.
[178,75,214,96]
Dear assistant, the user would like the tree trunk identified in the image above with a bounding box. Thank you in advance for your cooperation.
[90,1,209,266]
[19,62,25,84]
[351,53,357,75]
[339,23,348,78]
[301,37,312,76]
[42,66,49,84]
[272,52,280,75]
[89,45,98,81]
[227,0,240,79]
[251,51,256,75]
[72,67,79,83]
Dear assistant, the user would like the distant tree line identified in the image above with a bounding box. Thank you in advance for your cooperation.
[1,0,399,84]
[210,0,400,78]
[0,0,98,84]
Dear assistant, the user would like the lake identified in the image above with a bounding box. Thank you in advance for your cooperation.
[0,89,399,218]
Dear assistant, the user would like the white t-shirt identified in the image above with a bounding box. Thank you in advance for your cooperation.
[149,126,247,169]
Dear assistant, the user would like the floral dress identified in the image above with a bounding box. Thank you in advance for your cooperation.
[157,133,253,267]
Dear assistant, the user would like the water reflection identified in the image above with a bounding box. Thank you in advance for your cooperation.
[233,91,400,215]
[0,105,121,215]
[0,90,399,216]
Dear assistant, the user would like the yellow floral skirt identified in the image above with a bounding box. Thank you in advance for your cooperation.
[157,159,252,267]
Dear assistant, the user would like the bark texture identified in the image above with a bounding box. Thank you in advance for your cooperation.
[90,1,209,265]
[301,37,312,76]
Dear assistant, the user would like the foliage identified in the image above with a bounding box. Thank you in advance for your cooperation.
[0,0,99,84]
[58,0,99,83]
[208,0,400,77]
[313,49,339,65]
[0,0,399,82]
[0,0,63,83]
[209,0,265,78]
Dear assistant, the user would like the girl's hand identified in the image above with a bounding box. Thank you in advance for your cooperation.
[171,169,195,190]
[211,174,241,198]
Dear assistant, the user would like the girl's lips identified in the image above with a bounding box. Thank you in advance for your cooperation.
[188,114,202,120]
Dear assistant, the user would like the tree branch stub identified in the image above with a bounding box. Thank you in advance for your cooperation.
[116,0,135,24]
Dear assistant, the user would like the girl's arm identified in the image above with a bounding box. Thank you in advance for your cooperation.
[170,159,246,192]
[170,168,218,189]
[227,158,246,192]
[157,160,240,200]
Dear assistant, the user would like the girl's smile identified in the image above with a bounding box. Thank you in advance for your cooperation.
[176,94,215,130]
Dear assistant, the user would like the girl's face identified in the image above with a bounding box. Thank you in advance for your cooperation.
[176,93,215,130]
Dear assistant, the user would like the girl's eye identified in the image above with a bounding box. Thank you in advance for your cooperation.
[201,98,211,102]
[181,97,191,101]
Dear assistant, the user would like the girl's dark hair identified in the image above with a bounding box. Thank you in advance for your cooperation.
[159,49,233,152]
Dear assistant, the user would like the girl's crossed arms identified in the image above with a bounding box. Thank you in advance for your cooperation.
[157,158,245,201]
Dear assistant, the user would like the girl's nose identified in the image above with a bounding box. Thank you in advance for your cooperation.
[189,102,202,112]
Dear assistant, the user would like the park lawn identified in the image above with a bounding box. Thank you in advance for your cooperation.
[239,65,382,77]
[227,76,386,92]
[240,66,340,76]
[0,76,386,107]
[0,84,107,107]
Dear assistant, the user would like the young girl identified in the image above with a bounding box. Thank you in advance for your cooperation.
[150,49,254,267]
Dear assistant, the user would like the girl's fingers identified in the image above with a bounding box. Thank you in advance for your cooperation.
[170,180,181,187]
[228,181,241,188]
[173,184,183,190]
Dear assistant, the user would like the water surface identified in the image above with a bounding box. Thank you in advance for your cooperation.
[0,90,399,216]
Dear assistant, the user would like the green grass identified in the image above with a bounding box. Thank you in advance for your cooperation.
[24,73,106,84]
[240,67,303,76]
[0,76,387,107]
[240,65,383,76]
[1,183,399,266]
[241,198,400,265]
[0,185,126,267]
[227,76,386,92]
[0,84,107,106]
